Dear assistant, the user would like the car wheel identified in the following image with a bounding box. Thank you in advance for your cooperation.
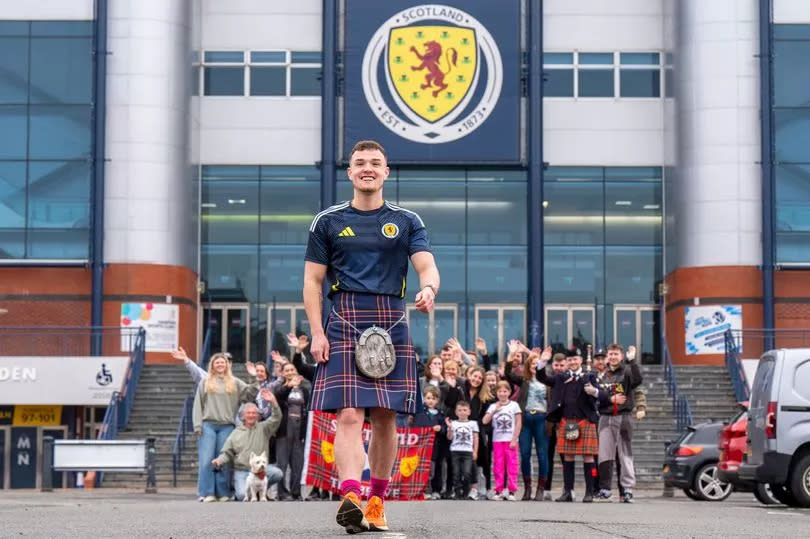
[770,484,797,506]
[693,462,732,501]
[753,483,779,505]
[789,454,810,508]
[683,488,702,501]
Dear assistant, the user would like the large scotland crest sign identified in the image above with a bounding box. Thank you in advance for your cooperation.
[344,0,520,163]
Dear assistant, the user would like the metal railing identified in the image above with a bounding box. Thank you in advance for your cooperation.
[117,328,146,429]
[723,329,751,403]
[661,336,694,432]
[171,393,195,487]
[98,391,121,441]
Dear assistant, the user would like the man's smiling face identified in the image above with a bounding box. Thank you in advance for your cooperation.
[348,149,389,193]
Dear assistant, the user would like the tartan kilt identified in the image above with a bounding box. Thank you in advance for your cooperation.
[557,418,599,456]
[309,292,421,414]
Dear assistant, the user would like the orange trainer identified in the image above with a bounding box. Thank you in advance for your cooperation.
[364,496,389,532]
[336,492,369,534]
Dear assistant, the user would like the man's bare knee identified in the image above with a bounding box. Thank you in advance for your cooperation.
[337,408,365,430]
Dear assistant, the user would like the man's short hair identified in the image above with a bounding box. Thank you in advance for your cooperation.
[349,140,387,162]
[552,353,567,363]
[607,343,624,353]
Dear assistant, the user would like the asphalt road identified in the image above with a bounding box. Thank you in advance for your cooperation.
[0,489,807,538]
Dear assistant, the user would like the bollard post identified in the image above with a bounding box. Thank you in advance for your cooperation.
[145,437,157,493]
[41,436,54,492]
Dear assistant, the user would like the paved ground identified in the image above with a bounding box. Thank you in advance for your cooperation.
[0,488,807,538]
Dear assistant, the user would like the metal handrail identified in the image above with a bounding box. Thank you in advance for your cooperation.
[96,390,120,485]
[171,393,194,487]
[117,328,146,429]
[661,336,694,432]
[723,329,751,402]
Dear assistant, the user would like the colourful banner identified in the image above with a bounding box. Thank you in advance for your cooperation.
[303,411,434,500]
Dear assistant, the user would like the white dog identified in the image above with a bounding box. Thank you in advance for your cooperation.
[244,451,270,502]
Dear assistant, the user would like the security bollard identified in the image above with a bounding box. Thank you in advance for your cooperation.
[145,437,157,493]
[41,436,54,492]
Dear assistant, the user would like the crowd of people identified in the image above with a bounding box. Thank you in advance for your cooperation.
[172,333,647,504]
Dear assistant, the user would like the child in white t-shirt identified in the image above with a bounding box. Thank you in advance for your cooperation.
[483,381,522,501]
[446,401,479,499]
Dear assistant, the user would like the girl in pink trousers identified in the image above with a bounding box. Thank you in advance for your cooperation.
[483,380,522,500]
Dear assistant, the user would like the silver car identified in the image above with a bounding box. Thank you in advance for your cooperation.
[739,348,810,507]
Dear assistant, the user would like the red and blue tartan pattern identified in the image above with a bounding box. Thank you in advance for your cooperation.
[310,292,421,414]
[557,418,599,456]
[303,411,435,500]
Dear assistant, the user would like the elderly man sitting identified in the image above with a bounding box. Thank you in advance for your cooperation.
[212,392,284,501]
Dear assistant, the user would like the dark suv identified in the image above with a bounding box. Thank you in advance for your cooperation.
[663,422,732,501]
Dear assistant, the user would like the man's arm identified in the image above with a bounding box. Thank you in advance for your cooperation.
[303,261,329,363]
[410,251,439,313]
[261,401,283,438]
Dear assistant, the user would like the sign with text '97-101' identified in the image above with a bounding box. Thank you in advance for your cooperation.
[344,0,521,163]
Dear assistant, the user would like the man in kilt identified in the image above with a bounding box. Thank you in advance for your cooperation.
[536,347,600,502]
[303,140,439,534]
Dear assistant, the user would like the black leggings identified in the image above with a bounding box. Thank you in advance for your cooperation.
[476,434,493,490]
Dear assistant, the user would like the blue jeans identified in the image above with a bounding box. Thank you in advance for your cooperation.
[198,422,234,497]
[233,465,283,500]
[519,412,549,479]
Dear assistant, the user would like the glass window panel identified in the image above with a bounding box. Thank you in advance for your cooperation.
[261,165,320,180]
[543,182,604,245]
[620,69,660,97]
[467,246,526,303]
[28,105,92,159]
[604,182,662,245]
[250,51,286,63]
[294,307,311,337]
[201,244,259,303]
[467,177,526,245]
[545,167,603,182]
[476,308,499,360]
[0,229,25,258]
[31,21,92,36]
[0,21,29,36]
[192,65,199,96]
[543,53,573,65]
[268,307,291,353]
[202,181,260,244]
[204,51,244,63]
[397,170,465,245]
[776,164,810,263]
[408,308,430,358]
[257,244,306,302]
[578,69,614,97]
[202,165,260,181]
[503,309,525,343]
[30,37,92,103]
[0,161,26,228]
[27,228,88,259]
[0,38,29,104]
[27,161,90,228]
[774,24,810,39]
[434,309,456,354]
[204,67,244,96]
[291,51,322,63]
[605,167,662,182]
[615,309,637,350]
[604,246,661,304]
[0,105,28,158]
[407,245,464,302]
[543,69,574,97]
[665,68,674,98]
[620,53,660,65]
[337,167,354,201]
[290,67,321,96]
[225,308,248,363]
[544,246,604,304]
[579,53,613,65]
[774,40,810,107]
[545,309,568,352]
[250,66,286,96]
[775,108,810,163]
[640,309,659,364]
[259,175,319,244]
[572,309,594,349]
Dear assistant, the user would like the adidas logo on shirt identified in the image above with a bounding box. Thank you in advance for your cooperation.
[338,226,356,237]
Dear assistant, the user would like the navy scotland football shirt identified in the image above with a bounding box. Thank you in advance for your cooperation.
[305,201,432,298]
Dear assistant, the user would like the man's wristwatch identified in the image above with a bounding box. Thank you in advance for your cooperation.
[421,284,438,296]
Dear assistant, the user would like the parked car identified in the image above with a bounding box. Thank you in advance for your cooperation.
[717,403,778,505]
[739,348,810,508]
[663,422,732,501]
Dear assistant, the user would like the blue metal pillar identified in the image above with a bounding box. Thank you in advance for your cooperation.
[527,0,544,348]
[321,0,338,209]
[759,0,775,349]
[91,0,108,355]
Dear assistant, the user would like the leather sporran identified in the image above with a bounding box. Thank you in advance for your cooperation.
[564,421,580,441]
[354,326,397,379]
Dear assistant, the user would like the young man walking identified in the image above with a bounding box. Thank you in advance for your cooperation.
[303,140,439,534]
